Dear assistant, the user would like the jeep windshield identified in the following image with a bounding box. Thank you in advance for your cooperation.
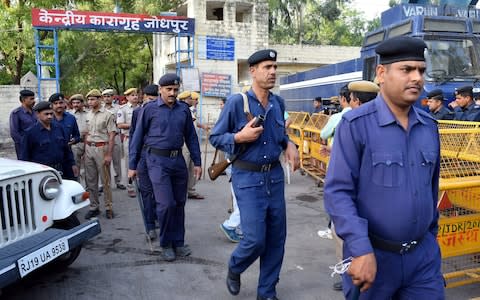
[424,38,480,83]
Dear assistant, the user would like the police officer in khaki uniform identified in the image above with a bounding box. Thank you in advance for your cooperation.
[69,94,88,184]
[102,88,126,190]
[178,91,206,200]
[117,87,139,197]
[84,89,117,219]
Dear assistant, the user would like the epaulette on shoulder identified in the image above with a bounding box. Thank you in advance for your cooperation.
[11,107,21,114]
[342,100,376,122]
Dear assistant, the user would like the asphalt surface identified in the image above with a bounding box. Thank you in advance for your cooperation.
[1,147,479,300]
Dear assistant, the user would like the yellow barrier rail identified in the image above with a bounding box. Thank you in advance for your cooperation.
[288,113,480,288]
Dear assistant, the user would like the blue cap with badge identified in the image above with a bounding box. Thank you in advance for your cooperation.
[248,49,277,66]
[158,73,181,86]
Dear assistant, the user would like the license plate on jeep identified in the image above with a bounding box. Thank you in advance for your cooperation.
[17,237,70,277]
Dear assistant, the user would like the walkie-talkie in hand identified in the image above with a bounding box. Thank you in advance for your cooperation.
[251,114,265,128]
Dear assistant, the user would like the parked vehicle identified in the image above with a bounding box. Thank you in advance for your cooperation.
[0,158,101,290]
[280,0,480,112]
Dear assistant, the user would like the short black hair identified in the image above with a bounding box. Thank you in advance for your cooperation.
[351,91,377,104]
[340,84,351,103]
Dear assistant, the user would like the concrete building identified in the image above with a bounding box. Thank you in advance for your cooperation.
[153,0,360,124]
[0,72,56,145]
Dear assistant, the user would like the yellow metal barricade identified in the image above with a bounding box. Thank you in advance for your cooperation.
[301,113,330,181]
[437,120,480,288]
[286,112,309,162]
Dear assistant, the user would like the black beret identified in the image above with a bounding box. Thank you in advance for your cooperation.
[48,93,65,103]
[33,101,52,112]
[158,73,181,86]
[426,89,444,100]
[456,85,473,96]
[314,97,322,102]
[248,49,277,66]
[143,84,158,96]
[376,36,427,65]
[19,89,34,97]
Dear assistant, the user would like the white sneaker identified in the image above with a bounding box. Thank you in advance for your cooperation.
[317,228,333,239]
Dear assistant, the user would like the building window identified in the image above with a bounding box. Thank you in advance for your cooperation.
[206,1,225,21]
[236,3,253,23]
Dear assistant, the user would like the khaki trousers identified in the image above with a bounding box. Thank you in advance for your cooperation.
[182,145,196,192]
[112,135,122,184]
[331,222,343,262]
[71,142,84,184]
[85,144,112,211]
[123,136,131,188]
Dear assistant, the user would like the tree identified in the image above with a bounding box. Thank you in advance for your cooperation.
[268,0,378,47]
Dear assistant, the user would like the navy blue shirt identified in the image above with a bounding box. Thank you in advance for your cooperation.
[9,106,36,144]
[324,95,440,258]
[209,90,289,164]
[19,121,75,170]
[129,98,201,170]
[452,102,480,121]
[430,106,454,120]
[53,111,81,143]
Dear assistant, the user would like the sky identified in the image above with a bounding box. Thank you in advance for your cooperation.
[350,0,391,20]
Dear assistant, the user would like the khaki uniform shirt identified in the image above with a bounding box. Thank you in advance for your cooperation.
[85,107,116,142]
[69,109,89,137]
[117,102,138,136]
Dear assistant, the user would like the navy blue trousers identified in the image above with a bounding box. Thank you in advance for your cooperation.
[137,151,156,231]
[343,232,445,300]
[230,166,286,298]
[146,152,188,247]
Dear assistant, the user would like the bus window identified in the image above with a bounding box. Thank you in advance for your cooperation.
[363,56,377,82]
[425,39,480,81]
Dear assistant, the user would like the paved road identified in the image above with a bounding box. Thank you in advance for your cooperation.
[1,150,479,299]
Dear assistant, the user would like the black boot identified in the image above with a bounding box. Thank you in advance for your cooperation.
[226,268,240,295]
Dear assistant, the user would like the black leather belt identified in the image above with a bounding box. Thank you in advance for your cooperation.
[147,147,181,158]
[233,160,280,172]
[369,233,424,254]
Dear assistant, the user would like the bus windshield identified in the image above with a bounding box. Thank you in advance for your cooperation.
[425,38,480,82]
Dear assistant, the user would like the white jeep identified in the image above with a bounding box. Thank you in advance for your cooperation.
[0,158,101,289]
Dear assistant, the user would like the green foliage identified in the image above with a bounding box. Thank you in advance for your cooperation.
[0,0,180,94]
[269,0,379,46]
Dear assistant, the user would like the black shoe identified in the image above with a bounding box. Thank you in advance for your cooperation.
[174,245,192,257]
[332,281,343,291]
[161,246,176,262]
[85,209,100,219]
[106,210,114,219]
[116,183,126,190]
[257,296,279,300]
[226,269,240,295]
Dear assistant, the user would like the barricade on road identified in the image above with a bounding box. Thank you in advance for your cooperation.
[437,120,480,288]
[287,113,480,288]
[300,113,330,182]
[286,112,309,160]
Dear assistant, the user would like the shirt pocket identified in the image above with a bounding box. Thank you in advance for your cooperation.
[371,151,404,188]
[234,172,265,190]
[420,151,437,185]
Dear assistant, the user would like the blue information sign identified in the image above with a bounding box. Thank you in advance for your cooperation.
[198,36,235,61]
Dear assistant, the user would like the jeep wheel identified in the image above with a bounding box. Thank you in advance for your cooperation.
[51,214,82,268]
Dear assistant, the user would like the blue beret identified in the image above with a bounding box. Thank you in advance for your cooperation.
[248,49,277,66]
[376,36,427,65]
[158,73,181,86]
[426,89,444,100]
[143,84,158,96]
[33,101,52,112]
[48,93,65,103]
[19,89,34,98]
[456,85,473,96]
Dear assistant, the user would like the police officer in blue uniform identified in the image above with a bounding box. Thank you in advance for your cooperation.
[426,89,454,120]
[129,75,201,261]
[49,92,81,180]
[19,101,76,176]
[209,49,300,300]
[324,36,444,299]
[449,85,480,121]
[129,84,159,240]
[9,89,37,159]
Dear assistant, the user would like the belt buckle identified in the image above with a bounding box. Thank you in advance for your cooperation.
[260,164,271,172]
[170,150,178,158]
[400,240,417,254]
